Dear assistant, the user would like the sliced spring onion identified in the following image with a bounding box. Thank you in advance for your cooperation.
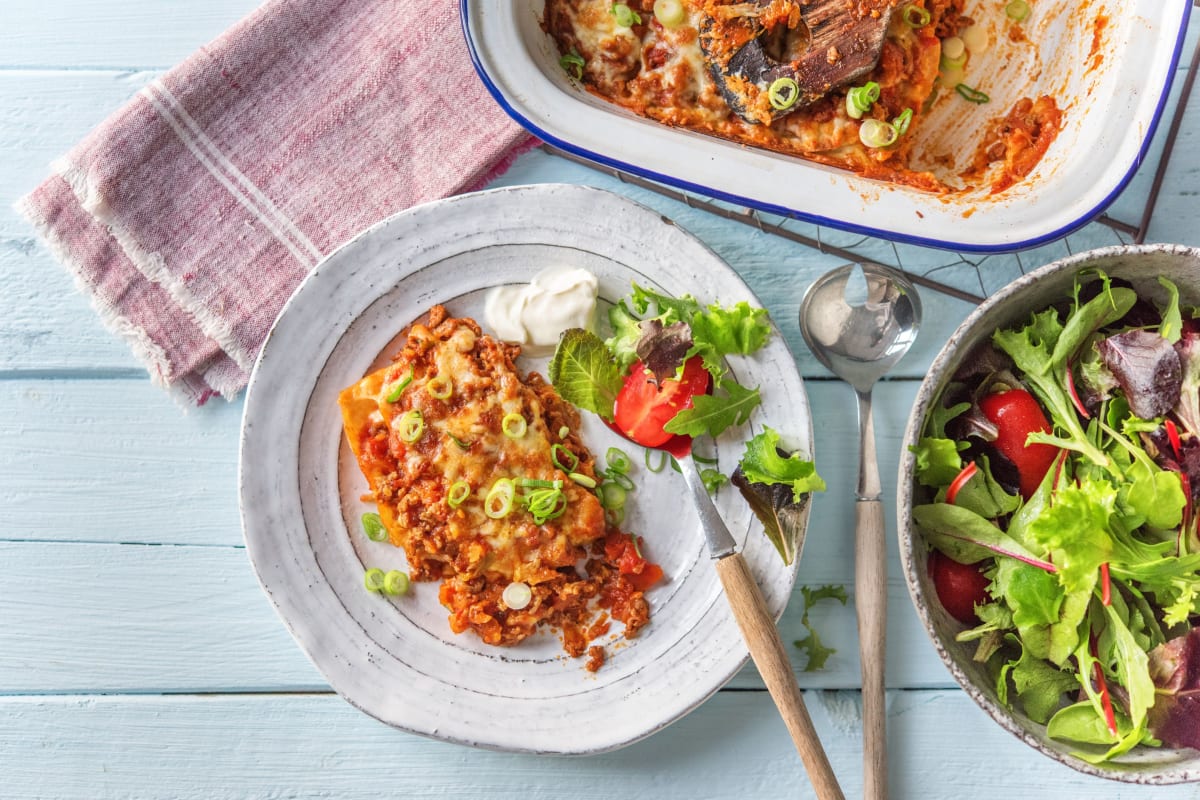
[1005,0,1030,22]
[700,468,728,494]
[525,487,567,524]
[447,480,471,508]
[941,36,965,61]
[425,375,453,400]
[558,425,570,438]
[644,448,668,473]
[383,570,410,596]
[363,568,386,593]
[501,412,527,438]
[606,470,635,491]
[518,477,562,489]
[845,81,880,119]
[485,479,516,519]
[384,368,414,403]
[552,443,579,473]
[362,512,387,542]
[955,83,990,104]
[559,50,585,80]
[398,409,424,442]
[502,581,533,610]
[939,53,966,73]
[569,472,597,489]
[609,2,641,27]
[600,482,628,511]
[447,433,472,450]
[605,447,632,475]
[893,107,914,137]
[961,24,989,55]
[605,506,626,527]
[767,77,800,111]
[901,4,930,27]
[859,118,899,148]
[632,534,643,558]
[653,0,685,27]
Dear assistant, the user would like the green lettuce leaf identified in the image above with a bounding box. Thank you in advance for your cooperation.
[604,301,644,373]
[663,379,761,438]
[1026,478,1116,595]
[910,437,962,488]
[793,585,848,671]
[737,426,826,500]
[547,328,623,421]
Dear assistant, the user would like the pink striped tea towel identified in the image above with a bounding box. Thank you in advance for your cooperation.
[16,0,535,404]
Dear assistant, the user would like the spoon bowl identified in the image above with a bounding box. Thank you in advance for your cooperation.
[798,262,921,800]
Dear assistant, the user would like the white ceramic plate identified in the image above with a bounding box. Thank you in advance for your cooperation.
[462,0,1191,252]
[239,184,812,754]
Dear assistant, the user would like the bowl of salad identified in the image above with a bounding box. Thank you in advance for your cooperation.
[899,243,1200,783]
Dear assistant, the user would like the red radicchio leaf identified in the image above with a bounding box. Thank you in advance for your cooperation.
[635,320,693,383]
[1097,330,1182,420]
[1148,627,1200,750]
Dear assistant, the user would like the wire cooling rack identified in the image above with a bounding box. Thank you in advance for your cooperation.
[546,12,1199,306]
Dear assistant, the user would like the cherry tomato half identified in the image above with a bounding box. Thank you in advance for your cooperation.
[928,550,990,625]
[978,388,1059,499]
[613,357,710,447]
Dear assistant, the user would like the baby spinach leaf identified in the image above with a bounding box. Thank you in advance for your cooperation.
[548,328,623,421]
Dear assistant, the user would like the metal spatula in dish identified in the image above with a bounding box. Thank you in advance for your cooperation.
[699,0,894,124]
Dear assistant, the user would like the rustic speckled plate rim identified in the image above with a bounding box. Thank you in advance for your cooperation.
[238,183,812,754]
[898,243,1200,783]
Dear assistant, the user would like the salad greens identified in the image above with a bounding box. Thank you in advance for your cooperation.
[912,272,1200,763]
[550,282,823,564]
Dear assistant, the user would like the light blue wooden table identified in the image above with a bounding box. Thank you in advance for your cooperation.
[3,4,1200,798]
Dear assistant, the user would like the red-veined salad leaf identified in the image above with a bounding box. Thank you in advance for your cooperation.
[1148,627,1200,750]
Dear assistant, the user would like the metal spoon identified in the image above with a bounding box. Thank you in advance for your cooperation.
[798,263,921,800]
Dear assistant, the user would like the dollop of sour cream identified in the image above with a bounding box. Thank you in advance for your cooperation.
[484,266,599,352]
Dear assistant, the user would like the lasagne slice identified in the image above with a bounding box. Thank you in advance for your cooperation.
[339,306,652,660]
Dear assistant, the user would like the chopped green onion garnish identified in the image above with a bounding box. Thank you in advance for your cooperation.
[559,50,585,81]
[525,486,567,524]
[901,4,930,27]
[383,570,410,596]
[569,472,597,489]
[558,425,570,438]
[1005,0,1030,22]
[518,478,562,489]
[398,409,424,442]
[385,368,414,403]
[859,118,899,148]
[845,81,880,119]
[606,506,625,527]
[690,453,718,465]
[955,83,990,104]
[939,52,966,71]
[502,581,533,610]
[644,448,668,473]
[425,375,453,400]
[448,433,472,450]
[502,412,527,439]
[701,468,729,494]
[485,479,515,519]
[606,470,635,491]
[600,482,628,510]
[447,480,471,508]
[893,108,914,137]
[653,0,685,27]
[362,512,387,542]
[768,77,800,111]
[605,447,632,475]
[363,568,386,593]
[552,443,579,473]
[632,534,643,558]
[609,2,641,27]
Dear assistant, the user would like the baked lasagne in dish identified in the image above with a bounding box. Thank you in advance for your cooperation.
[544,0,1061,193]
[339,306,656,667]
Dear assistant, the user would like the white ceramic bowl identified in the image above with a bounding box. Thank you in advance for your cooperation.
[898,243,1200,783]
[462,1,1191,253]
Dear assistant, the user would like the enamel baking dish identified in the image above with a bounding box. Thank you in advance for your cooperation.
[462,1,1192,253]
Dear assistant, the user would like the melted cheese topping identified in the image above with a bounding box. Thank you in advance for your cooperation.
[546,0,955,191]
[338,307,651,656]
